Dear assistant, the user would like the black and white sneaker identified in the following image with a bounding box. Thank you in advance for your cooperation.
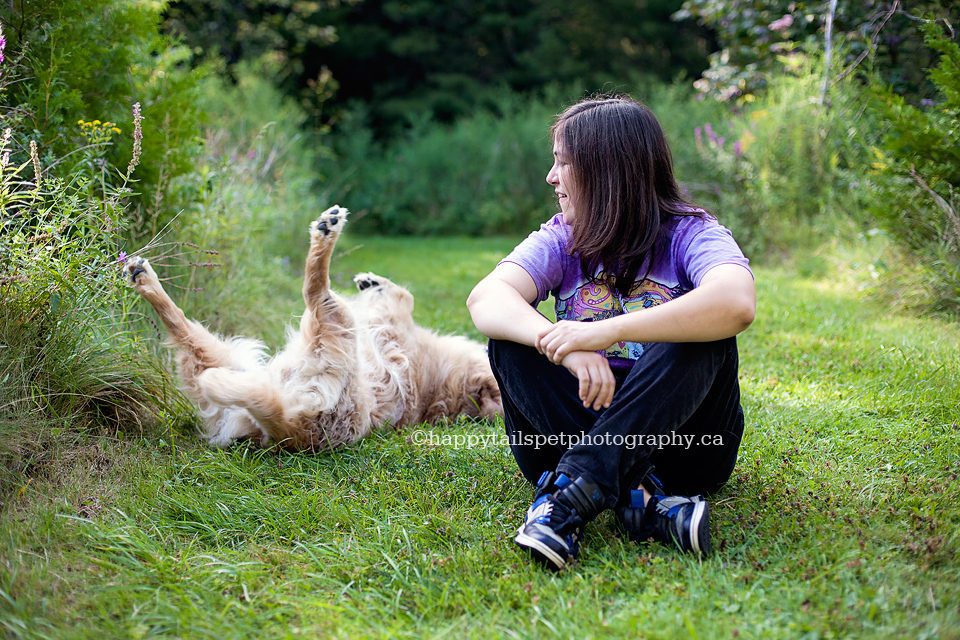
[617,488,710,556]
[515,471,606,571]
[648,494,710,555]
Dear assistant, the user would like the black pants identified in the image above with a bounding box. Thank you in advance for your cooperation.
[488,338,745,509]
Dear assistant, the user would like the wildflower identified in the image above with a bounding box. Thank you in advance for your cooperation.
[1,128,9,168]
[0,25,6,65]
[705,123,718,145]
[769,14,793,32]
[126,102,143,178]
[733,140,743,158]
[118,251,128,264]
[29,140,41,188]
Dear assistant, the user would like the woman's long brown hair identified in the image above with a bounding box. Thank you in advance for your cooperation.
[552,95,706,297]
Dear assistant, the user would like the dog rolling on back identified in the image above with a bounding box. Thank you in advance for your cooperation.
[125,206,502,451]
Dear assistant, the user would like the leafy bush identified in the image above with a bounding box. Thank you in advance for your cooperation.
[1,0,208,235]
[866,23,960,312]
[328,89,560,236]
[327,82,732,237]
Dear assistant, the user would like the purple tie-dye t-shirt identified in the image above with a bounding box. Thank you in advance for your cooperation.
[501,212,752,369]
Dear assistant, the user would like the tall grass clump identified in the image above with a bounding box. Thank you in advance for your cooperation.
[685,54,872,260]
[135,60,337,345]
[0,117,189,500]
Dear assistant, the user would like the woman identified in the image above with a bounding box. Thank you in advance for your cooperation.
[466,96,756,571]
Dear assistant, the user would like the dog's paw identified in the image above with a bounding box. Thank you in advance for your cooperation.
[310,205,350,240]
[354,272,383,291]
[123,256,156,289]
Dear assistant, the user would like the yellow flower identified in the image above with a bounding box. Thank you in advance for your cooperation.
[78,119,85,125]
[93,120,101,125]
[112,127,121,134]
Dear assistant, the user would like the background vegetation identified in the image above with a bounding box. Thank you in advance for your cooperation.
[1,0,959,636]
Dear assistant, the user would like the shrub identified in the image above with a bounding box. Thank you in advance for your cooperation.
[327,82,730,237]
[328,89,559,236]
[866,23,960,312]
[1,0,208,236]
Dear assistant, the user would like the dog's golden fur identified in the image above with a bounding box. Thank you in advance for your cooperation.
[125,206,502,451]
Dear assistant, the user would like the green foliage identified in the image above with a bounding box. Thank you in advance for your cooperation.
[688,55,870,258]
[1,0,208,233]
[327,82,731,237]
[866,23,960,312]
[166,0,714,137]
[328,90,559,236]
[163,0,342,98]
[677,0,958,102]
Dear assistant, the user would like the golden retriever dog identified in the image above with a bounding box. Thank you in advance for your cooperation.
[124,205,502,451]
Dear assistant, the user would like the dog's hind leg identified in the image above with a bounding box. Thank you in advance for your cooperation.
[124,256,262,376]
[124,257,268,444]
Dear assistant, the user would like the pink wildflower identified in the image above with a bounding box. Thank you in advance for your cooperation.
[769,14,794,32]
[118,251,128,264]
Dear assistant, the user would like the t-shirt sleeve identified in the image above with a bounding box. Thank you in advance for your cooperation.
[498,214,569,305]
[674,216,753,288]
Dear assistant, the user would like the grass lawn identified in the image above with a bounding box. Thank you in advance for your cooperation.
[1,236,958,639]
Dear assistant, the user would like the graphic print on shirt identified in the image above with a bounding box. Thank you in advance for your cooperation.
[555,273,687,361]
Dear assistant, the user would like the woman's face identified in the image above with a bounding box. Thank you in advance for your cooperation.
[546,140,576,225]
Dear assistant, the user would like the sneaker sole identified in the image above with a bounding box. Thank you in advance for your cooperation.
[689,500,709,555]
[515,527,566,571]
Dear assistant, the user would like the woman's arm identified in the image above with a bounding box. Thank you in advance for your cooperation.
[536,263,756,364]
[466,262,552,346]
[467,263,617,410]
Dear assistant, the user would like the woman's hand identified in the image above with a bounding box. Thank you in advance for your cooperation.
[536,320,615,364]
[559,350,615,410]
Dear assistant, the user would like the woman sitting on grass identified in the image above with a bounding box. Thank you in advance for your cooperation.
[467,95,756,571]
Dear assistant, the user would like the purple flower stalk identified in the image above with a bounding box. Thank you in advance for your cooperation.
[733,140,743,157]
[705,123,718,144]
[0,25,6,65]
[126,102,143,178]
[118,251,128,264]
